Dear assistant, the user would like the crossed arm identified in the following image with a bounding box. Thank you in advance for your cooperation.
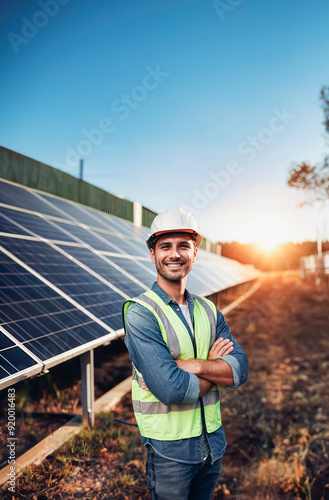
[177,337,234,396]
[142,337,235,397]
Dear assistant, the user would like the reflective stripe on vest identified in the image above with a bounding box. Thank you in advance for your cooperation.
[192,295,217,346]
[123,290,222,440]
[135,293,181,359]
[133,371,200,414]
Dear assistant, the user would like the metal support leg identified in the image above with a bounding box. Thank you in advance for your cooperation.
[80,350,95,427]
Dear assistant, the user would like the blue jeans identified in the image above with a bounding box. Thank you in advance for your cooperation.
[146,447,223,500]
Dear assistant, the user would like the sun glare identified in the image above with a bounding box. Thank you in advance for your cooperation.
[239,215,290,251]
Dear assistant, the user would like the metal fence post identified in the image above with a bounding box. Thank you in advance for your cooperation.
[80,350,95,427]
[133,201,142,228]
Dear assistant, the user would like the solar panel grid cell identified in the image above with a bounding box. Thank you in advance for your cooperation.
[0,212,30,236]
[0,346,37,374]
[0,327,40,381]
[0,334,15,349]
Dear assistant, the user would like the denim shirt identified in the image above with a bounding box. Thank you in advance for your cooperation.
[124,282,249,464]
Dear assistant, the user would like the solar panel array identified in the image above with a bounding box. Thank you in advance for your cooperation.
[0,179,259,390]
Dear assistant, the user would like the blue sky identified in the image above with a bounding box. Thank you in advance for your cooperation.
[1,0,329,245]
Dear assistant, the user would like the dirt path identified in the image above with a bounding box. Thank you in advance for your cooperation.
[216,272,329,499]
[6,272,329,499]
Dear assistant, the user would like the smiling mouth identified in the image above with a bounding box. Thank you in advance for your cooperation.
[165,262,184,269]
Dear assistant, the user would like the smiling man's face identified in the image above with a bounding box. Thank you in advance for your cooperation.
[150,233,197,283]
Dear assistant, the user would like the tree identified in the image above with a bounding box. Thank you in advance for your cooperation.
[287,86,329,205]
[287,87,329,264]
[320,85,329,132]
[287,158,329,205]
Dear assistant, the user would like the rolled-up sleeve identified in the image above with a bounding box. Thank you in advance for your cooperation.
[216,310,249,388]
[182,372,200,403]
[124,302,200,405]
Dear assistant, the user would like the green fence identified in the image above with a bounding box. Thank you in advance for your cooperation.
[0,146,147,224]
[0,148,221,251]
[142,206,157,228]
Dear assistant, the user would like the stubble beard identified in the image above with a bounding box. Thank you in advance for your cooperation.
[155,259,190,283]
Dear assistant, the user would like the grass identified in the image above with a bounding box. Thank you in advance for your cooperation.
[0,410,146,499]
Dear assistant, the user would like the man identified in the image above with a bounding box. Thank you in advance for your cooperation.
[123,207,248,500]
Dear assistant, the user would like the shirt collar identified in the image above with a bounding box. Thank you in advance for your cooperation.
[151,281,194,308]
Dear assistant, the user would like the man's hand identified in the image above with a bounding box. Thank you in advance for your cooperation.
[175,344,234,387]
[175,337,234,374]
[143,339,234,394]
[141,379,150,391]
[199,378,215,397]
[208,337,234,360]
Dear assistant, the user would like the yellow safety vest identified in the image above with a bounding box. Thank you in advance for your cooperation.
[123,290,222,441]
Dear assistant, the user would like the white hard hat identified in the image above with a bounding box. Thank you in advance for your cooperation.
[146,207,202,249]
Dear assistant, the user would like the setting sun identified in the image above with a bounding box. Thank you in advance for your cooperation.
[237,215,291,251]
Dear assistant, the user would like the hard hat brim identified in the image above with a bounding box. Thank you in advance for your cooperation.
[147,229,202,249]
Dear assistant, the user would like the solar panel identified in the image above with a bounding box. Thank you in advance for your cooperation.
[38,194,150,256]
[0,208,75,242]
[0,182,64,218]
[0,177,259,390]
[0,331,41,381]
[79,206,136,236]
[38,191,147,244]
[58,245,148,297]
[53,221,122,252]
[0,210,30,236]
[109,255,156,288]
[0,236,126,325]
[0,248,111,359]
[96,210,145,237]
[95,233,148,257]
[37,192,124,230]
[3,190,149,258]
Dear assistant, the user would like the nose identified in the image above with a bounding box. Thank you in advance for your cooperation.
[169,246,180,259]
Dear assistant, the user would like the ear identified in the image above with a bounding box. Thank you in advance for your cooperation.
[192,246,198,263]
[150,247,155,263]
